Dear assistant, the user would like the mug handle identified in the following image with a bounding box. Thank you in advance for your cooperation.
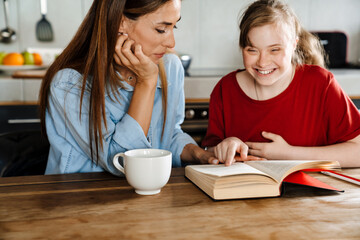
[113,153,125,174]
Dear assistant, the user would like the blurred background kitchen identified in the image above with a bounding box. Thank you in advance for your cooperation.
[0,0,360,142]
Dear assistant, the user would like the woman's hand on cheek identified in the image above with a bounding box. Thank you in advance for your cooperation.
[114,34,158,87]
[114,34,129,66]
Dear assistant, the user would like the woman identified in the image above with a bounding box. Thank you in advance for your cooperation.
[202,0,360,167]
[39,0,216,175]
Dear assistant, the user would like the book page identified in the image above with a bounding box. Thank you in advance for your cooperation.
[246,160,315,182]
[186,163,270,177]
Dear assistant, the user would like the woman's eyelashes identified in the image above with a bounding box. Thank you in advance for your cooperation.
[156,29,166,34]
[155,25,177,34]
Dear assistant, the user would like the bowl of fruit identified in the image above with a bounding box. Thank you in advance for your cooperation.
[0,51,46,73]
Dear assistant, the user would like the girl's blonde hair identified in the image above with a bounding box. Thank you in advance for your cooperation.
[239,0,327,68]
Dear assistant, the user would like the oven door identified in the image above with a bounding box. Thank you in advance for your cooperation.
[181,102,209,145]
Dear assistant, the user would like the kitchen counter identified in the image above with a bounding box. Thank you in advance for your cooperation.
[0,68,360,104]
[330,69,360,97]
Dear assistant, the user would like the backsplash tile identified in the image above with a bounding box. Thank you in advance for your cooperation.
[23,79,41,102]
[0,79,23,101]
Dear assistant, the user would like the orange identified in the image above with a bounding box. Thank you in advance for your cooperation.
[3,52,24,65]
[32,53,43,66]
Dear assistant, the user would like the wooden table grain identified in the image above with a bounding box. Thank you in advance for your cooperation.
[0,168,359,240]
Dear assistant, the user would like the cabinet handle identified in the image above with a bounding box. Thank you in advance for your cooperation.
[8,119,41,124]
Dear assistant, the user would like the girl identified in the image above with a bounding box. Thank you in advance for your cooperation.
[202,0,360,167]
[39,0,215,175]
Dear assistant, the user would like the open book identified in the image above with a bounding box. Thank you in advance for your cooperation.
[185,160,340,200]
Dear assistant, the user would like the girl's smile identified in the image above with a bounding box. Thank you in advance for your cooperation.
[256,68,276,75]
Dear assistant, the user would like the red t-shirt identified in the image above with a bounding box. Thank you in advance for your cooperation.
[202,65,360,147]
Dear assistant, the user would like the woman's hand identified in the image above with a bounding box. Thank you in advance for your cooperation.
[114,34,158,87]
[213,137,250,166]
[246,131,293,159]
[180,144,219,165]
[199,150,219,165]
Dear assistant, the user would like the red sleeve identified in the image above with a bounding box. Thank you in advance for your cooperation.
[201,80,225,147]
[324,74,360,144]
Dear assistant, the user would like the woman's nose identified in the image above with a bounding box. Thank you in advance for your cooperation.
[164,32,176,49]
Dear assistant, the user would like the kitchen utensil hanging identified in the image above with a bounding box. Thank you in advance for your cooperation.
[36,0,53,41]
[0,0,16,43]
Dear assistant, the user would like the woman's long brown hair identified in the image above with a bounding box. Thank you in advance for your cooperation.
[39,0,171,163]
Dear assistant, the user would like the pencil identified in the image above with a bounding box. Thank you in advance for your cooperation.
[320,171,360,186]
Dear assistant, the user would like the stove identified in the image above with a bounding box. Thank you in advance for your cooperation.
[181,102,209,145]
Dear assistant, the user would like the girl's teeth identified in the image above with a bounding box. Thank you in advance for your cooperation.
[258,70,273,74]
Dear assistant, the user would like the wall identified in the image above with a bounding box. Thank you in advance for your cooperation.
[0,0,92,53]
[176,0,360,70]
[1,0,360,71]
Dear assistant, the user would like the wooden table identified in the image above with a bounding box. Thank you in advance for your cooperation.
[1,168,359,239]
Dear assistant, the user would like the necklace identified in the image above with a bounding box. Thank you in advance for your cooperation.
[254,78,259,100]
[127,76,134,82]
[125,75,136,87]
[122,72,136,84]
[119,67,136,83]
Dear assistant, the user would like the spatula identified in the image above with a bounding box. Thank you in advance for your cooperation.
[36,0,53,41]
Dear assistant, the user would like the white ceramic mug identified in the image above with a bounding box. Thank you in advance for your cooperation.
[113,149,172,195]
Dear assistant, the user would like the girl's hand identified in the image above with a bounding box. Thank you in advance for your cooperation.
[246,131,293,159]
[234,155,266,161]
[214,137,249,166]
[114,34,159,87]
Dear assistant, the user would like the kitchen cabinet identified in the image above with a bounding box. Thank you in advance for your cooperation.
[0,77,23,102]
[352,99,360,109]
[0,104,41,134]
[0,75,41,102]
[0,75,41,134]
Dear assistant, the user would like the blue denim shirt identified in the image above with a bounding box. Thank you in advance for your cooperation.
[45,54,196,176]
